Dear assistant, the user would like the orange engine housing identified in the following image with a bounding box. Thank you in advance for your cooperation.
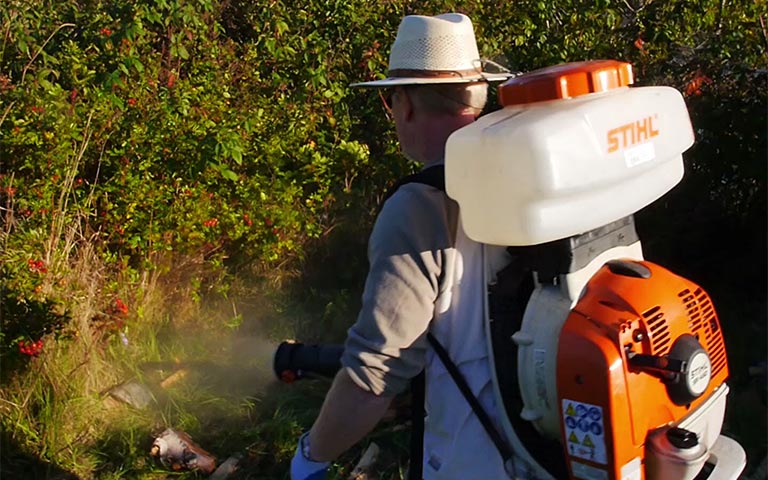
[556,260,729,479]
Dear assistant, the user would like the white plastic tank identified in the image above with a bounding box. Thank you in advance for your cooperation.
[445,60,695,246]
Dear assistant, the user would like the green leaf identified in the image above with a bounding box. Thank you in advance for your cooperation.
[109,95,125,111]
[220,168,239,181]
[131,58,145,73]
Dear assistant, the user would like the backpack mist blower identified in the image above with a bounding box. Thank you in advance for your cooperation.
[273,61,747,480]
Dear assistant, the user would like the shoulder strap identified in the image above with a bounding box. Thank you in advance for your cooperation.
[426,333,515,463]
[409,372,425,480]
[382,164,445,204]
[386,165,515,477]
[386,166,442,480]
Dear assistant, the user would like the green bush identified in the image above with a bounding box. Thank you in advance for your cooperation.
[0,0,394,340]
[3,0,763,297]
[0,0,765,474]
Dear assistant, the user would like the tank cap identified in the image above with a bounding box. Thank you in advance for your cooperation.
[666,427,699,449]
[498,60,634,107]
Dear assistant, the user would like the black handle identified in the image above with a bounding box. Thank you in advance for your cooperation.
[273,342,344,383]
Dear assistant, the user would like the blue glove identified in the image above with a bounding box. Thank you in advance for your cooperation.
[291,432,330,480]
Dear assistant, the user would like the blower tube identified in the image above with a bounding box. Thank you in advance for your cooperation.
[273,341,344,383]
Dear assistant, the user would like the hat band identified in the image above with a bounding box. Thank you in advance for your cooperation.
[388,67,482,79]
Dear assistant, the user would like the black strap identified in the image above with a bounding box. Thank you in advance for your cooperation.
[408,371,425,480]
[490,259,569,479]
[385,166,444,480]
[426,333,514,463]
[388,164,515,477]
[382,164,445,205]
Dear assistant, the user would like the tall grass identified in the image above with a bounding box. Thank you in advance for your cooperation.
[1,257,317,478]
[0,131,339,478]
[2,244,127,477]
[0,170,370,479]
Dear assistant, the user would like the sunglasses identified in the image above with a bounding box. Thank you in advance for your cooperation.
[379,88,395,117]
[380,88,403,121]
[382,90,395,110]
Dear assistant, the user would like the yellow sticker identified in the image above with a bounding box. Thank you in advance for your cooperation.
[562,399,608,465]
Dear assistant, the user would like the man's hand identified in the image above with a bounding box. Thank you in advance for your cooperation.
[291,432,330,480]
[290,369,394,479]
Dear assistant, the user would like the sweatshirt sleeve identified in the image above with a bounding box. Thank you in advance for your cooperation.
[341,183,457,396]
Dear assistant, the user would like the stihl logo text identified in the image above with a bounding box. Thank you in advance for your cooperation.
[607,115,659,153]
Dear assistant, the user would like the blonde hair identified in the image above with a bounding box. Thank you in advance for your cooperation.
[407,82,488,116]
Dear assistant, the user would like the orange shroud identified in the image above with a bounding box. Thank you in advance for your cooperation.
[557,260,729,479]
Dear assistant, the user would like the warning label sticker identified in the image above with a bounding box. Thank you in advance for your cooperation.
[562,399,607,465]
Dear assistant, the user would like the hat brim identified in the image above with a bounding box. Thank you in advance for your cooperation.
[350,72,513,88]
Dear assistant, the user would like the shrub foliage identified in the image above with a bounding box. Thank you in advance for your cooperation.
[2,1,764,279]
[0,0,765,473]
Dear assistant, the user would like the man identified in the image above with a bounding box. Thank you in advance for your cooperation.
[291,13,516,480]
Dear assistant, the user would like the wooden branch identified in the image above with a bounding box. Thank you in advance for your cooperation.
[20,23,75,84]
[758,11,768,52]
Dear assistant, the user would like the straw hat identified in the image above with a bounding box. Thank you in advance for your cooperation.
[351,13,512,88]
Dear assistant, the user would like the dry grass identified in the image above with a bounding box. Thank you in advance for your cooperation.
[0,135,301,477]
[0,161,344,476]
[0,241,309,478]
